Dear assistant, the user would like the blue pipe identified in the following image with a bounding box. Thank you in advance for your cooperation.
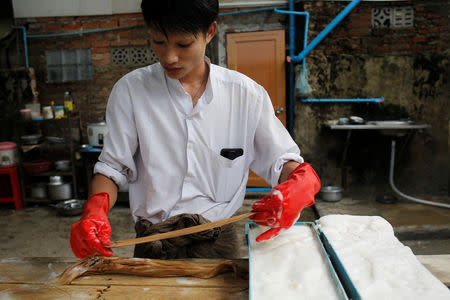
[11,26,29,69]
[289,0,361,64]
[273,8,309,72]
[218,4,309,135]
[219,6,286,16]
[246,187,271,193]
[274,5,310,135]
[301,98,385,103]
[27,24,144,38]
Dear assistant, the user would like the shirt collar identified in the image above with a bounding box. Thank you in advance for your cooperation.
[163,56,214,107]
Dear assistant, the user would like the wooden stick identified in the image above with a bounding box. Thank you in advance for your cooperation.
[108,212,254,248]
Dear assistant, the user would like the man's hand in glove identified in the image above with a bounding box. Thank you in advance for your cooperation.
[250,163,321,242]
[70,192,114,258]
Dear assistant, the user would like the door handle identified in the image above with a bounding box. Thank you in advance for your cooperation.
[276,107,285,114]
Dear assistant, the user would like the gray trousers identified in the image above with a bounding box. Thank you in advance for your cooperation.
[133,213,239,259]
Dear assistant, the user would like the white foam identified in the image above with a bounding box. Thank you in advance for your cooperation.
[318,214,450,299]
[249,225,341,300]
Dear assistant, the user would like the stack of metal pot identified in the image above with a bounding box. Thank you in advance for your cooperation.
[47,176,72,201]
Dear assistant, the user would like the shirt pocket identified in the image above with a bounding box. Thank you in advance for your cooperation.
[205,146,246,202]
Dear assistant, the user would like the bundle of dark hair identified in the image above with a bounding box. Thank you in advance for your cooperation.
[141,0,218,36]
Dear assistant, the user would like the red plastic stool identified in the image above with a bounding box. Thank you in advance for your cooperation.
[0,165,23,210]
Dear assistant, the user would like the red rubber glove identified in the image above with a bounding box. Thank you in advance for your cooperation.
[70,192,114,258]
[250,163,321,242]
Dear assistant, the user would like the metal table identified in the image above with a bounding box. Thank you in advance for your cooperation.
[326,121,430,201]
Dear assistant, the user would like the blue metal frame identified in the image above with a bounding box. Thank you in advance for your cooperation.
[302,97,385,103]
[315,221,362,300]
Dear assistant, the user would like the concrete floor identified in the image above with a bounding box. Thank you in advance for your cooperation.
[0,193,449,258]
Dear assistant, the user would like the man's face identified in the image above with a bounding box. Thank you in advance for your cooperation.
[149,22,216,80]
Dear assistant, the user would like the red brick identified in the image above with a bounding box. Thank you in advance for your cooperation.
[71,41,88,48]
[45,23,63,32]
[415,6,425,12]
[374,46,389,52]
[92,47,110,54]
[28,23,44,33]
[117,31,135,40]
[427,13,441,19]
[100,20,118,29]
[347,38,361,45]
[400,44,411,50]
[349,21,371,29]
[349,29,369,37]
[119,19,139,27]
[428,26,440,33]
[92,41,110,47]
[351,14,371,22]
[413,36,427,43]
[84,34,100,42]
[130,40,148,46]
[111,40,130,47]
[59,16,77,22]
[92,53,111,61]
[64,22,82,31]
[82,20,117,30]
[37,17,56,23]
[117,13,142,19]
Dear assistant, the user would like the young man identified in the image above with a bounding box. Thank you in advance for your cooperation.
[70,0,320,259]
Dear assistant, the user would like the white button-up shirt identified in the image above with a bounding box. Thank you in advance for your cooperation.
[94,61,303,223]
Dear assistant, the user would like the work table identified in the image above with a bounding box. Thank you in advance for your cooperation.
[0,257,248,299]
[0,256,448,299]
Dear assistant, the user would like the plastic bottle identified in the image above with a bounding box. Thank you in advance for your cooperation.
[64,91,74,112]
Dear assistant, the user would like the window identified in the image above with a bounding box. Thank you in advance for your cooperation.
[46,49,93,83]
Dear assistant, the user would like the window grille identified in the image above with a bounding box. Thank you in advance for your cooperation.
[111,47,158,66]
[46,49,93,83]
[392,7,414,28]
[372,7,414,29]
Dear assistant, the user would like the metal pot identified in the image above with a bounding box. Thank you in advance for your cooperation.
[30,182,47,199]
[20,134,42,145]
[47,176,72,200]
[54,160,71,171]
[0,142,19,167]
[87,121,108,147]
[52,199,85,216]
[319,186,343,202]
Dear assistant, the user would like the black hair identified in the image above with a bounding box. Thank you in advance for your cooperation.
[141,0,219,36]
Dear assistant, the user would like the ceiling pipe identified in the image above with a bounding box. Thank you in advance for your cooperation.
[11,26,29,69]
[288,0,361,64]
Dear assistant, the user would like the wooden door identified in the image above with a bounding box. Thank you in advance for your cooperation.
[226,30,286,187]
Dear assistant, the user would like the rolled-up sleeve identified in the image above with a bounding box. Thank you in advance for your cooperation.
[250,87,304,187]
[93,78,138,189]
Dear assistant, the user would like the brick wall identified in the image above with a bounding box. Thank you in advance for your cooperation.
[17,13,148,141]
[296,0,449,196]
[303,1,448,56]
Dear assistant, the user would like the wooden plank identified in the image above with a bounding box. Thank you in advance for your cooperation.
[0,284,248,300]
[417,254,450,286]
[72,272,247,288]
[0,257,75,284]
